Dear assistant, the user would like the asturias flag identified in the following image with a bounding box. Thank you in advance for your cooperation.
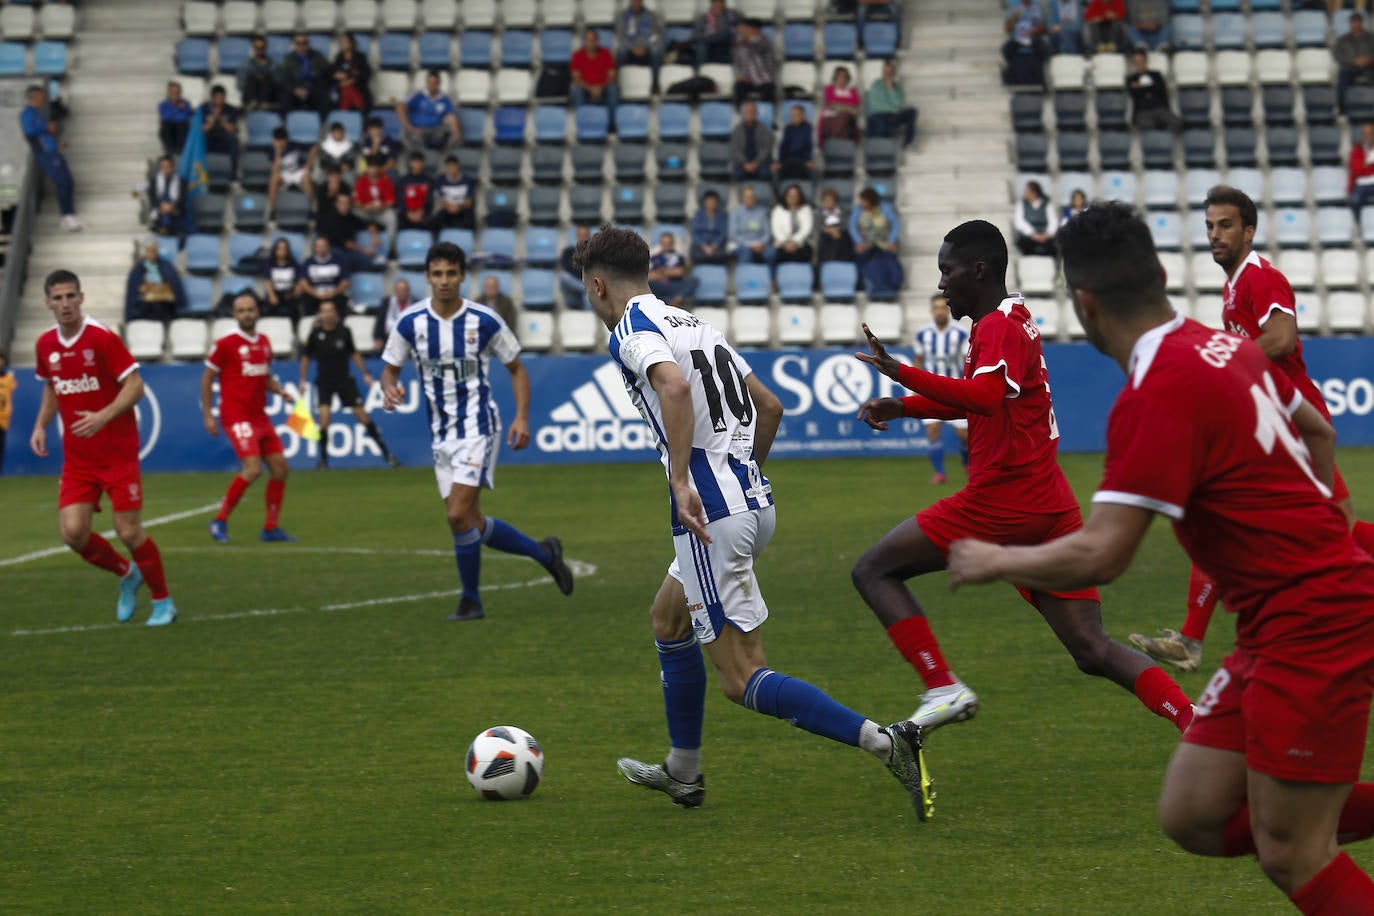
[178,107,209,217]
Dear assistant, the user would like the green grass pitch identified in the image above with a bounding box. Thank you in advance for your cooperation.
[2,450,1372,913]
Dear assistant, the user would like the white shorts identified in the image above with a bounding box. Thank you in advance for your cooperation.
[433,434,499,497]
[669,506,775,644]
[924,417,968,431]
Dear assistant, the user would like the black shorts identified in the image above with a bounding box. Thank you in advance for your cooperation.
[316,376,362,408]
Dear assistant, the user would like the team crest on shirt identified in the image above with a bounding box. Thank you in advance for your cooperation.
[239,345,250,356]
[465,330,479,348]
[48,352,61,364]
[82,348,95,366]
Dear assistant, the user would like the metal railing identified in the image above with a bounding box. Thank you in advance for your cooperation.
[0,151,37,355]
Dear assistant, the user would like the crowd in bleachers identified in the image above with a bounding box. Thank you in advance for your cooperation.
[1002,0,1374,337]
[125,0,921,360]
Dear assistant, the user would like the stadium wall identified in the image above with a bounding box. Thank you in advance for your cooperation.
[4,340,1374,475]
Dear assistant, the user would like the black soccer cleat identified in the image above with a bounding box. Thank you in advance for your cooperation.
[542,536,574,596]
[616,758,706,808]
[447,596,485,621]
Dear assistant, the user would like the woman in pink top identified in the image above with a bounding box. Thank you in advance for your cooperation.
[821,66,862,142]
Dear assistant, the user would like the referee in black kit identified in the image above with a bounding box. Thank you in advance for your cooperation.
[299,300,401,470]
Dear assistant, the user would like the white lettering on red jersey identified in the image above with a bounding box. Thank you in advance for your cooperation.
[962,295,1078,514]
[206,329,274,422]
[1094,314,1374,645]
[34,316,141,467]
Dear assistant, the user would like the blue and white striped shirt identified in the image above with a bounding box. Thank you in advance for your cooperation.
[382,298,521,446]
[913,321,970,379]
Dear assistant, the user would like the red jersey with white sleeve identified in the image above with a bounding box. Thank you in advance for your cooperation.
[1221,251,1328,418]
[206,329,274,422]
[34,317,140,468]
[1094,314,1374,646]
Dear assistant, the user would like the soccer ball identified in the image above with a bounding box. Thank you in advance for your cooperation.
[465,726,544,800]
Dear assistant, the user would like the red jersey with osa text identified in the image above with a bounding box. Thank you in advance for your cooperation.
[206,330,273,422]
[1094,315,1374,647]
[34,317,140,467]
[962,296,1078,513]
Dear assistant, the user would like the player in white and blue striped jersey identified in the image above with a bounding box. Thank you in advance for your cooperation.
[912,294,970,484]
[380,241,573,621]
[575,226,933,818]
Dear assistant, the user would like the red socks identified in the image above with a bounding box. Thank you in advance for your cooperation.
[217,475,250,522]
[1132,667,1194,733]
[1353,521,1374,557]
[1223,784,1374,857]
[78,533,130,577]
[1291,852,1374,915]
[131,537,169,601]
[1181,565,1220,641]
[886,616,957,689]
[264,479,285,530]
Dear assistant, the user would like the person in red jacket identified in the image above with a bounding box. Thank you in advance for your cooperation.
[1349,121,1374,223]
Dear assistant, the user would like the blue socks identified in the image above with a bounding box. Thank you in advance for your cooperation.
[483,516,548,564]
[657,637,706,752]
[928,441,946,477]
[453,527,483,603]
[742,667,864,747]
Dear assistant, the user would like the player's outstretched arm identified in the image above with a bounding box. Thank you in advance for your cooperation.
[947,502,1154,593]
[746,373,783,465]
[649,360,711,545]
[200,367,219,435]
[856,323,1001,415]
[71,371,144,438]
[30,381,57,456]
[504,357,531,450]
[854,322,903,381]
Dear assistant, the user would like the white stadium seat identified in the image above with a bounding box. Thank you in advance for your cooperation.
[210,317,238,343]
[374,72,411,106]
[1017,256,1056,296]
[454,71,491,106]
[1062,301,1087,339]
[344,316,375,353]
[462,2,498,29]
[1157,251,1187,292]
[861,303,903,342]
[732,307,773,347]
[582,0,618,26]
[541,0,576,28]
[220,0,259,34]
[516,311,555,351]
[1192,296,1224,328]
[169,319,210,360]
[421,0,458,30]
[340,0,379,32]
[182,1,218,37]
[1296,48,1333,84]
[779,61,819,95]
[1171,52,1210,87]
[38,3,75,39]
[1215,51,1252,86]
[559,311,600,351]
[1323,249,1362,289]
[258,317,296,357]
[380,0,420,31]
[691,307,732,336]
[1089,52,1125,88]
[0,5,35,40]
[619,67,654,101]
[501,0,539,29]
[1279,250,1319,290]
[1325,291,1369,332]
[261,1,299,31]
[776,305,817,345]
[1025,298,1059,339]
[300,0,339,31]
[296,317,315,345]
[125,321,166,361]
[1190,252,1223,292]
[1049,54,1087,90]
[495,69,532,104]
[818,304,858,344]
[1254,50,1293,84]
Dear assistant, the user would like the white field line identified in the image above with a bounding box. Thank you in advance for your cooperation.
[0,502,221,568]
[8,559,597,637]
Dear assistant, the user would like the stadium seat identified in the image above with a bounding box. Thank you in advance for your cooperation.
[612,185,647,223]
[822,23,857,59]
[1095,90,1128,132]
[1255,50,1293,86]
[1303,85,1339,125]
[1220,86,1252,127]
[177,38,211,76]
[182,1,218,37]
[217,36,251,74]
[570,186,604,224]
[1220,127,1254,168]
[520,270,556,310]
[257,317,294,357]
[1172,13,1204,50]
[1349,86,1374,123]
[538,28,573,66]
[1326,291,1369,332]
[1056,132,1090,172]
[530,146,565,185]
[1210,12,1246,50]
[499,30,533,69]
[526,187,562,225]
[347,272,383,311]
[1309,125,1344,166]
[376,33,411,70]
[783,23,816,60]
[617,104,651,142]
[169,318,210,360]
[1329,251,1364,291]
[0,42,24,76]
[1015,132,1048,172]
[818,304,858,344]
[1097,131,1131,172]
[286,110,321,145]
[1054,91,1087,132]
[220,1,259,34]
[774,305,815,345]
[437,228,476,253]
[700,101,734,141]
[1293,10,1329,48]
[1313,166,1348,206]
[1269,168,1307,208]
[1137,171,1175,210]
[523,228,560,267]
[559,311,599,351]
[1137,129,1176,171]
[1010,92,1044,133]
[697,141,732,181]
[1171,52,1209,87]
[656,103,692,143]
[1280,250,1319,290]
[1155,251,1185,291]
[394,230,433,270]
[1273,208,1311,249]
[205,152,234,195]
[775,263,813,303]
[491,106,525,146]
[124,320,166,361]
[454,71,491,106]
[862,22,898,57]
[1252,12,1286,50]
[533,106,567,144]
[381,0,419,30]
[458,31,493,69]
[1148,211,1182,251]
[575,106,609,143]
[183,276,216,315]
[820,261,858,302]
[653,184,688,223]
[694,265,728,305]
[298,0,337,30]
[1176,86,1212,130]
[183,234,222,275]
[516,311,554,350]
[1017,256,1055,296]
[864,137,898,176]
[226,233,263,272]
[483,189,518,228]
[191,194,227,234]
[1296,48,1332,84]
[1099,170,1137,204]
[572,145,605,184]
[823,138,858,176]
[1261,84,1295,127]
[1319,207,1356,247]
[260,0,298,32]
[1049,54,1087,90]
[275,190,311,232]
[495,70,532,105]
[1265,126,1300,168]
[733,307,772,347]
[0,4,34,40]
[655,142,689,183]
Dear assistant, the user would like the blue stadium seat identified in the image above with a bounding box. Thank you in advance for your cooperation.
[527,186,562,224]
[308,34,331,58]
[501,31,534,68]
[378,33,412,70]
[350,272,385,310]
[478,227,518,264]
[176,38,211,76]
[540,29,573,65]
[493,106,526,144]
[1317,207,1355,247]
[1250,0,1282,8]
[657,103,692,141]
[613,184,647,222]
[1252,12,1286,49]
[1016,133,1048,171]
[735,264,772,305]
[192,194,227,234]
[245,110,282,150]
[1293,10,1329,47]
[266,34,291,63]
[656,143,689,182]
[276,232,307,261]
[617,104,650,142]
[1209,0,1240,10]
[218,36,251,73]
[1142,170,1180,209]
[326,109,363,141]
[524,227,561,266]
[393,271,428,299]
[395,229,434,269]
[353,229,389,270]
[183,276,215,315]
[694,265,728,304]
[820,262,858,301]
[1211,13,1246,50]
[184,234,222,275]
[227,233,263,271]
[783,23,815,60]
[438,227,476,253]
[1312,166,1348,205]
[699,101,734,140]
[575,106,609,143]
[459,31,494,69]
[777,263,814,303]
[861,22,898,57]
[1172,14,1204,51]
[220,274,256,297]
[755,100,776,126]
[152,235,181,262]
[533,105,568,143]
[522,269,557,309]
[286,110,321,144]
[455,107,485,146]
[274,189,311,232]
[822,22,857,59]
[0,43,24,76]
[352,34,373,57]
[417,32,451,69]
[472,271,513,298]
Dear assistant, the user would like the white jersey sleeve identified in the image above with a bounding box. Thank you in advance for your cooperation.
[618,330,678,381]
[488,324,521,365]
[381,323,412,368]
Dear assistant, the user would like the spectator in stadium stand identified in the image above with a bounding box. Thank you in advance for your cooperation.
[821,66,862,142]
[774,104,816,180]
[1014,180,1057,256]
[1335,13,1374,110]
[771,184,815,265]
[561,224,592,308]
[148,154,184,236]
[279,32,332,114]
[238,35,278,111]
[476,275,518,328]
[353,154,398,240]
[866,61,918,148]
[313,164,351,213]
[571,29,620,128]
[316,121,359,175]
[396,152,435,231]
[332,32,373,112]
[1003,0,1049,71]
[849,187,903,298]
[1125,0,1172,51]
[397,70,462,151]
[1061,187,1089,226]
[373,278,416,351]
[817,186,855,264]
[730,184,775,266]
[1349,121,1374,223]
[1083,0,1128,54]
[430,155,476,231]
[298,236,351,315]
[732,18,777,106]
[616,0,663,81]
[21,84,80,231]
[690,190,729,264]
[695,0,739,65]
[264,237,303,320]
[360,116,401,173]
[1047,0,1084,55]
[1126,49,1180,131]
[318,192,383,274]
[647,232,700,307]
[731,100,774,181]
[124,241,187,324]
[267,125,315,213]
[157,80,193,156]
[200,85,241,170]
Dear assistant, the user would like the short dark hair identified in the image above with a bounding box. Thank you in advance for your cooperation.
[44,269,80,294]
[701,189,720,204]
[859,187,881,207]
[426,68,442,81]
[329,121,344,132]
[444,154,458,165]
[365,154,384,168]
[409,151,425,162]
[942,219,1009,282]
[571,224,651,280]
[26,83,42,95]
[1025,179,1045,198]
[425,241,467,273]
[366,116,383,129]
[272,126,287,140]
[210,84,226,96]
[1055,201,1165,316]
[158,154,174,165]
[1204,184,1258,229]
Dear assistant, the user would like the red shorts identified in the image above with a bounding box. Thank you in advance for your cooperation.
[1185,632,1374,783]
[59,460,143,512]
[222,415,284,461]
[918,491,1101,607]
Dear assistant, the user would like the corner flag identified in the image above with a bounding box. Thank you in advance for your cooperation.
[287,397,320,441]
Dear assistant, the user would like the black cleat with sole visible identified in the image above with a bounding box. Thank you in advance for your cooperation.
[542,536,574,596]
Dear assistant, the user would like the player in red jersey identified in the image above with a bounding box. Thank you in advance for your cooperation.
[201,292,295,543]
[28,269,177,626]
[950,203,1374,914]
[1131,185,1374,673]
[850,220,1194,736]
